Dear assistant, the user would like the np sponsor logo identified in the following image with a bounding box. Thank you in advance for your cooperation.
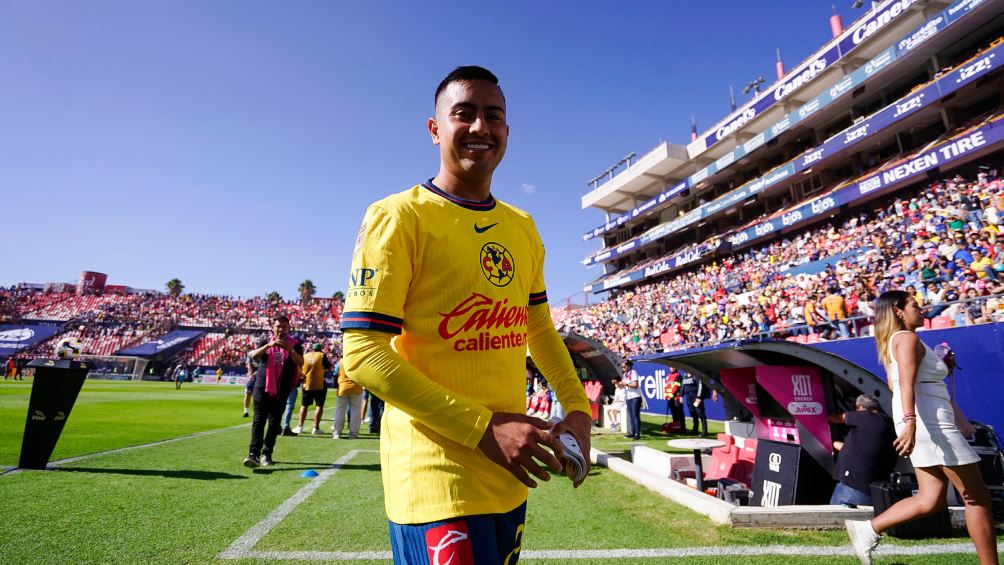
[480,242,515,287]
[729,231,750,246]
[348,268,378,288]
[347,267,379,299]
[425,522,474,565]
[754,222,775,237]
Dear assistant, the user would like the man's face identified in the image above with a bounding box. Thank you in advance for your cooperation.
[429,79,508,185]
[272,320,289,339]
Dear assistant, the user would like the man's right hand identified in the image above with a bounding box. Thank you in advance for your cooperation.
[477,412,562,488]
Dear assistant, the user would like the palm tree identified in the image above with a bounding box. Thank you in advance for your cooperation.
[298,279,317,304]
[166,279,184,297]
[266,291,282,303]
[332,291,344,302]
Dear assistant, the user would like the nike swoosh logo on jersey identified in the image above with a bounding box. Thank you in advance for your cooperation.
[474,222,498,233]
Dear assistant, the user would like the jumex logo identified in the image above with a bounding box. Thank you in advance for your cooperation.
[480,242,514,287]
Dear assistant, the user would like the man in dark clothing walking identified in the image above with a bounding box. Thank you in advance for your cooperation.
[828,394,896,506]
[244,315,303,468]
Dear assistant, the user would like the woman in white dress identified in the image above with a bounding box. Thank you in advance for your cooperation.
[845,290,997,564]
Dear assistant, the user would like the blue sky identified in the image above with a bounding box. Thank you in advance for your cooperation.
[2,1,865,304]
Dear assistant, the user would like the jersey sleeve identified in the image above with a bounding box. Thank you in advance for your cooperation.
[528,219,548,307]
[341,204,414,334]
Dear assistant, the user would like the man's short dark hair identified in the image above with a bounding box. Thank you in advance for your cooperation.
[273,315,290,325]
[434,66,500,105]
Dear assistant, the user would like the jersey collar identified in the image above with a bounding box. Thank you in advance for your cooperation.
[422,179,497,212]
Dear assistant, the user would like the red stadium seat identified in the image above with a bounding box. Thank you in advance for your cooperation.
[705,441,740,482]
[733,438,758,485]
[931,316,954,329]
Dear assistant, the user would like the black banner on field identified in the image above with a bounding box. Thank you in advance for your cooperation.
[750,439,833,507]
[18,359,89,469]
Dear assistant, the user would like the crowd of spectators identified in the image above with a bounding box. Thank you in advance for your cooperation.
[5,171,1004,367]
[0,290,342,334]
[0,288,344,367]
[557,170,1004,357]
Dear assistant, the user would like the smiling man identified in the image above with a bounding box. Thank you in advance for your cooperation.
[341,66,592,565]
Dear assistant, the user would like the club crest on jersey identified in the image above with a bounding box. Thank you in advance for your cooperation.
[480,242,514,287]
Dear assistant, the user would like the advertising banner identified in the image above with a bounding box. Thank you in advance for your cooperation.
[836,0,920,57]
[755,365,832,454]
[719,368,769,440]
[18,359,89,469]
[116,330,204,357]
[77,271,108,295]
[0,324,64,356]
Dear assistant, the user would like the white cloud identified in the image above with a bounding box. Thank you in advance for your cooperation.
[521,183,537,195]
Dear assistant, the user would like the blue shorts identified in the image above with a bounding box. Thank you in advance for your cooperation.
[388,501,526,565]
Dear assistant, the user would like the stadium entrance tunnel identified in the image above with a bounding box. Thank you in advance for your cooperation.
[633,339,892,475]
[559,331,623,390]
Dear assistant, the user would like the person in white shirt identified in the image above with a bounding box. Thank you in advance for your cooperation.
[622,360,643,440]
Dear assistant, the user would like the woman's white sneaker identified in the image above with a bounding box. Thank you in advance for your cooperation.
[845,519,880,564]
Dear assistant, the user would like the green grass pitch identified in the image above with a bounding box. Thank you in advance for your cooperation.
[0,379,998,564]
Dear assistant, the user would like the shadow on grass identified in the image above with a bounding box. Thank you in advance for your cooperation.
[55,467,247,480]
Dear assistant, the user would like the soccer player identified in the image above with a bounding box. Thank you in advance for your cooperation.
[294,343,332,435]
[341,66,592,564]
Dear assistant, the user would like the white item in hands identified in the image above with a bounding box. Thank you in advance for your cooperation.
[550,417,587,482]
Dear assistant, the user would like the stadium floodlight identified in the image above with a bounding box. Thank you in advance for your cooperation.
[742,77,766,96]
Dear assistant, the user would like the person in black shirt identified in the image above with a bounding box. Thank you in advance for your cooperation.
[828,394,896,506]
[244,315,303,468]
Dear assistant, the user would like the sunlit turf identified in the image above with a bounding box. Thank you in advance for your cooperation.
[0,379,998,563]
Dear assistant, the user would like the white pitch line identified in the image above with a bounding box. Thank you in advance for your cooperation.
[232,542,977,561]
[219,449,977,562]
[0,423,251,476]
[218,449,362,560]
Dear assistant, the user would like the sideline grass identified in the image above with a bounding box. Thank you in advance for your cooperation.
[0,381,998,564]
[0,379,248,465]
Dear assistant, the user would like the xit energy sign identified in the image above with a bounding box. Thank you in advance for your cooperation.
[755,365,832,453]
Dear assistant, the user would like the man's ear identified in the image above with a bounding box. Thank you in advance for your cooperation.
[428,117,440,145]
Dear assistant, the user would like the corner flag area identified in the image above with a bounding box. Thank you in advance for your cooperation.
[0,381,997,563]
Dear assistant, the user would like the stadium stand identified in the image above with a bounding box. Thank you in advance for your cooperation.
[0,289,344,370]
[558,170,1004,357]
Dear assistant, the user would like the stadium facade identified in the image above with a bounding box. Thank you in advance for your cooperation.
[579,0,1003,295]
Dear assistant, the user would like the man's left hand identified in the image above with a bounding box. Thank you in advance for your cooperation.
[550,410,592,488]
